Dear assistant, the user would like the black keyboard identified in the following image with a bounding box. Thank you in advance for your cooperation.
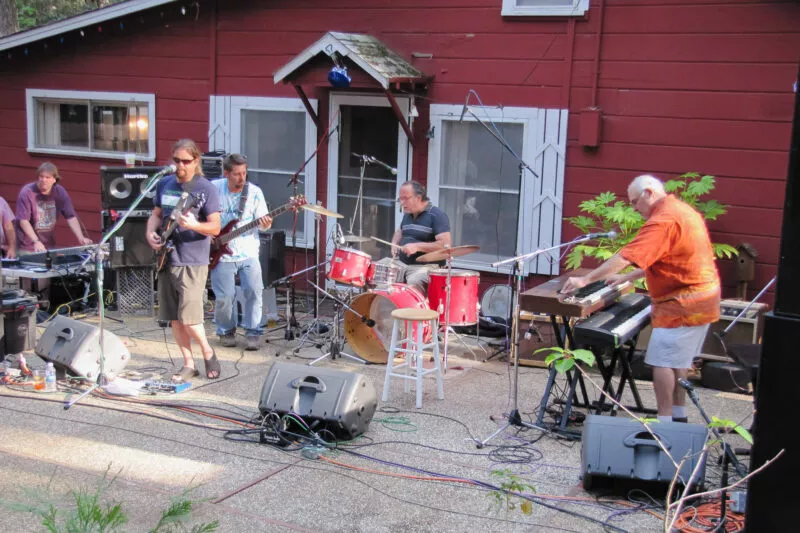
[572,293,652,349]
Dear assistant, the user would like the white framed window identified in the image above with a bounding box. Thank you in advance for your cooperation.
[502,0,589,17]
[427,104,567,276]
[209,95,318,249]
[26,89,155,161]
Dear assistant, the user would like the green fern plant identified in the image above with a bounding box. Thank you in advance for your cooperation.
[565,173,738,272]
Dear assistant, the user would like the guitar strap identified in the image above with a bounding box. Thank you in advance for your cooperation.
[236,182,249,221]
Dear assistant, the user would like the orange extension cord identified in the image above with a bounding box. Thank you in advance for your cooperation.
[673,500,745,533]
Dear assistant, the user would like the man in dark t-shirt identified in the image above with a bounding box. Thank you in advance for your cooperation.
[391,181,451,292]
[146,139,221,381]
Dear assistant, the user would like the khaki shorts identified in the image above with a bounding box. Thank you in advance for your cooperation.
[158,265,208,325]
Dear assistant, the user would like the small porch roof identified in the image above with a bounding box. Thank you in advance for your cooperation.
[273,31,430,89]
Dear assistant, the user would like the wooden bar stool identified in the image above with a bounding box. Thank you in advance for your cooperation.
[381,307,444,409]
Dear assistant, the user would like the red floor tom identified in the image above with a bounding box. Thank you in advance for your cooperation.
[428,269,480,326]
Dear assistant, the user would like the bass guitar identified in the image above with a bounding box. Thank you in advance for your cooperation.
[209,195,307,270]
[154,192,198,272]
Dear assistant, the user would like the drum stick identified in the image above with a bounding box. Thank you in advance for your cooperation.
[371,236,401,249]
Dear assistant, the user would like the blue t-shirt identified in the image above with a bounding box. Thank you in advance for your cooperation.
[212,179,269,262]
[398,204,450,265]
[154,174,220,266]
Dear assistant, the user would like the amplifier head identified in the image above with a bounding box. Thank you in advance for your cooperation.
[100,166,167,210]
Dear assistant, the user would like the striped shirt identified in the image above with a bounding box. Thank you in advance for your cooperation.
[398,204,450,265]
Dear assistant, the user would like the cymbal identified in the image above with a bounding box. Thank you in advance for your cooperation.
[302,203,343,218]
[342,234,370,243]
[417,245,480,263]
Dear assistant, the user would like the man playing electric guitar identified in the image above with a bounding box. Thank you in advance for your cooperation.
[146,139,221,382]
[209,154,272,351]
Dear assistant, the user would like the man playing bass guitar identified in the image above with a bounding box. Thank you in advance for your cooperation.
[209,154,272,351]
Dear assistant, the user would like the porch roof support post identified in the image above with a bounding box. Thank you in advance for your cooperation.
[384,89,415,147]
[294,84,321,129]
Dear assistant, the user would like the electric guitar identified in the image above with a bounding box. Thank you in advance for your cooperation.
[209,195,307,270]
[154,192,198,272]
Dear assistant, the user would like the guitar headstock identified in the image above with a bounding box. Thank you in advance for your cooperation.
[289,195,308,210]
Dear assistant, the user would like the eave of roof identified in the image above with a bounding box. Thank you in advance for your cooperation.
[0,0,179,53]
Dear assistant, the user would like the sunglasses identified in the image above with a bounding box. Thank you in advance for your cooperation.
[172,157,196,166]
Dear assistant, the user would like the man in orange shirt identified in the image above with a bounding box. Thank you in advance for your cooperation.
[562,175,720,422]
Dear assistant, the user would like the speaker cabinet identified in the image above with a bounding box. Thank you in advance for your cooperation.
[100,166,166,210]
[103,211,154,268]
[35,316,130,379]
[700,299,768,358]
[581,414,708,490]
[259,230,286,286]
[258,362,377,440]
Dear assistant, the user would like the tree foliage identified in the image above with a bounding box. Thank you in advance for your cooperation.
[14,0,124,32]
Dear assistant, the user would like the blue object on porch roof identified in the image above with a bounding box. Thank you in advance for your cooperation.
[328,65,351,88]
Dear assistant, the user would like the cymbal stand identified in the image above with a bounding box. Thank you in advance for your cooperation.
[306,281,369,365]
[293,213,333,352]
[348,153,369,251]
[476,240,578,448]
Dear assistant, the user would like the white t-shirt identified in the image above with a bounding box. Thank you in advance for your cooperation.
[212,179,269,262]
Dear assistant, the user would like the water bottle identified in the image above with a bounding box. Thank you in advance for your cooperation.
[45,362,56,393]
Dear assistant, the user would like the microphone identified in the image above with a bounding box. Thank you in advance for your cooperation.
[155,163,177,177]
[366,156,398,175]
[576,230,617,242]
[677,379,693,392]
[336,223,346,246]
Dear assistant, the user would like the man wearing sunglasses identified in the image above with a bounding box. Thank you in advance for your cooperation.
[209,153,273,351]
[146,139,222,381]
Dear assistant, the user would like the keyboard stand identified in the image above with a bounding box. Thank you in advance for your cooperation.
[534,314,590,439]
[592,337,656,416]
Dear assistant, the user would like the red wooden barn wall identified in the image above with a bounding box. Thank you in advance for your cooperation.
[0,0,798,302]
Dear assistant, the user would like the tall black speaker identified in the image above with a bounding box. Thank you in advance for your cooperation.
[746,67,800,531]
[102,211,154,268]
[259,230,286,286]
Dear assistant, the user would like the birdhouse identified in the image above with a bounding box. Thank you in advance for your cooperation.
[734,243,758,282]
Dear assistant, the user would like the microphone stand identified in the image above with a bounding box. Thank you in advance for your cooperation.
[476,239,581,448]
[66,165,172,410]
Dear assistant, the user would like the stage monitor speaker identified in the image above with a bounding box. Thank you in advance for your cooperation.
[259,230,286,286]
[581,414,708,490]
[35,316,130,380]
[700,299,767,358]
[103,211,154,268]
[258,362,377,441]
[100,166,165,210]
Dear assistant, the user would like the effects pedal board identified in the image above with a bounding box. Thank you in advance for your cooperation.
[259,424,290,447]
[144,380,191,393]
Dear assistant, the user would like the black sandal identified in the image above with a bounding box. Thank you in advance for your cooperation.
[203,349,221,379]
[172,366,199,382]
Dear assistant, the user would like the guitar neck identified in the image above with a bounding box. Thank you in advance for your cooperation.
[218,201,298,244]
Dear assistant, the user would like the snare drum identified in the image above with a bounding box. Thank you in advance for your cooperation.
[327,247,371,287]
[344,283,432,363]
[428,269,480,326]
[366,257,405,288]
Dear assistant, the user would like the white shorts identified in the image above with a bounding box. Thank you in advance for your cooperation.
[645,324,710,369]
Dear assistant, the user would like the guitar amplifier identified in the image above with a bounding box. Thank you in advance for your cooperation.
[35,316,130,379]
[100,166,164,210]
[259,362,377,440]
[514,311,560,367]
[700,299,768,359]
